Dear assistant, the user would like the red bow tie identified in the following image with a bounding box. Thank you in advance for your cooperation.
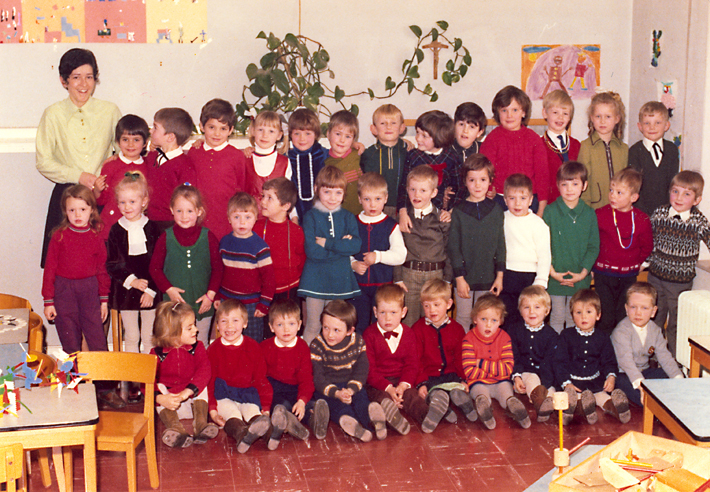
[383,331,399,340]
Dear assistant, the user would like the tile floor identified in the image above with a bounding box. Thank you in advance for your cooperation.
[26,398,676,492]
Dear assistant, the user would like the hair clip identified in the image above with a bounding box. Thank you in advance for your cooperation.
[246,107,258,121]
[171,302,180,311]
[124,171,140,180]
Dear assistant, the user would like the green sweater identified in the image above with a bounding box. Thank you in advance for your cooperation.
[542,198,599,296]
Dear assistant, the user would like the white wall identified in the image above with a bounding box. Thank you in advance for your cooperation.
[0,0,634,346]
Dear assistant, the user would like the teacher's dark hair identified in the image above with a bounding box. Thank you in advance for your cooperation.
[59,48,99,83]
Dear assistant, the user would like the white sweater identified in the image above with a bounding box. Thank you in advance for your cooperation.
[504,210,551,288]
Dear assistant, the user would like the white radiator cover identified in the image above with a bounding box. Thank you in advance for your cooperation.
[677,290,710,369]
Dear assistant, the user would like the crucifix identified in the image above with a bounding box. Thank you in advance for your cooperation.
[422,40,449,79]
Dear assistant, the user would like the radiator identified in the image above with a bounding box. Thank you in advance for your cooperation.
[677,290,710,370]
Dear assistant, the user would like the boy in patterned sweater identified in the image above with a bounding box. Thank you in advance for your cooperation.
[647,171,710,356]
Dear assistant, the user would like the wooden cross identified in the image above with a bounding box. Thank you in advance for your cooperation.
[422,40,449,79]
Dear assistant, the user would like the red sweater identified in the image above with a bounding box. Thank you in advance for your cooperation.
[245,153,289,205]
[362,323,419,391]
[42,226,110,306]
[146,151,197,222]
[151,342,211,397]
[542,133,580,203]
[253,218,306,293]
[461,328,513,387]
[206,337,273,412]
[411,317,466,386]
[260,337,314,404]
[189,144,247,240]
[480,126,550,202]
[594,205,653,277]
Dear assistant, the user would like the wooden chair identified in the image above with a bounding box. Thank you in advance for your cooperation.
[76,352,159,491]
[110,309,123,352]
[0,293,43,352]
[0,444,25,492]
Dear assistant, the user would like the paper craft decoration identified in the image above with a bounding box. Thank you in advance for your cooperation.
[522,44,601,100]
[652,30,662,67]
[656,79,678,118]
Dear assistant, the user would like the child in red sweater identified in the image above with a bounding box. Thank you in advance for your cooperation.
[364,284,449,434]
[151,301,217,448]
[461,294,531,430]
[245,110,290,208]
[207,299,272,453]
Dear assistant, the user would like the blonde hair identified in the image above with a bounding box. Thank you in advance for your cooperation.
[625,282,657,305]
[374,284,406,309]
[170,185,206,224]
[328,110,359,141]
[543,89,575,124]
[518,285,551,311]
[153,301,195,348]
[358,172,388,196]
[471,293,506,323]
[55,184,102,234]
[227,192,259,217]
[215,299,248,325]
[671,170,704,197]
[611,167,642,195]
[248,110,288,154]
[587,91,626,140]
[420,278,452,303]
[638,101,669,123]
[115,171,150,209]
[372,104,404,126]
[407,164,438,190]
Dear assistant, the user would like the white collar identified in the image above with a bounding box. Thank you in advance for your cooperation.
[424,148,443,156]
[377,323,403,336]
[118,215,149,255]
[358,212,387,223]
[118,152,144,165]
[669,207,692,222]
[547,130,567,149]
[274,336,298,348]
[631,322,648,332]
[642,138,664,153]
[413,203,434,219]
[164,147,184,160]
[314,200,341,213]
[575,326,594,336]
[525,322,545,332]
[425,317,450,328]
[203,141,229,152]
[220,335,244,346]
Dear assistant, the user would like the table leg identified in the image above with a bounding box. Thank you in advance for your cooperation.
[643,394,654,435]
[38,448,52,487]
[52,446,66,492]
[64,447,73,492]
[83,429,97,492]
[690,347,700,378]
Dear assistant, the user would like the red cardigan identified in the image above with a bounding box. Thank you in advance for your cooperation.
[411,317,466,386]
[151,342,211,396]
[260,337,315,404]
[362,323,419,391]
[253,218,305,293]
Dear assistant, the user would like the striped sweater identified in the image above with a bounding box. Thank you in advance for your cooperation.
[461,328,514,387]
[218,233,275,313]
[310,332,369,398]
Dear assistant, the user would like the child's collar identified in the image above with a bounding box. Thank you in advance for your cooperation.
[204,141,229,152]
[118,152,144,165]
[575,326,595,336]
[358,211,387,223]
[314,200,341,213]
[329,148,352,159]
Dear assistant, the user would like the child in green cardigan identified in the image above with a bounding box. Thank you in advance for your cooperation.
[325,110,363,216]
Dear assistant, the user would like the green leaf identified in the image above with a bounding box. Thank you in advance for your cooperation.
[246,63,258,81]
[385,76,395,91]
[334,86,345,103]
[368,88,375,100]
[436,20,449,31]
[454,38,462,51]
[431,28,438,42]
[430,92,439,102]
[320,49,330,63]
[415,49,424,64]
[271,69,290,94]
[250,81,267,98]
[260,52,278,69]
[256,73,272,93]
[289,60,298,77]
[284,96,299,113]
[313,52,328,71]
[350,104,359,116]
[303,95,318,112]
[256,31,267,40]
[267,33,281,50]
[452,73,460,83]
[307,82,325,98]
[407,66,420,79]
[459,65,468,77]
[297,41,310,60]
[268,91,281,108]
[446,59,455,71]
[463,53,472,65]
[402,59,411,73]
[407,78,414,94]
[423,83,432,95]
[284,33,299,47]
[441,72,452,86]
[409,25,422,37]
[296,77,306,92]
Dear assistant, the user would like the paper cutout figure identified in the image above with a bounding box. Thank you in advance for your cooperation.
[652,30,662,67]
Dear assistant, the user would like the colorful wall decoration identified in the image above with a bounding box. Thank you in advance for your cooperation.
[521,44,601,100]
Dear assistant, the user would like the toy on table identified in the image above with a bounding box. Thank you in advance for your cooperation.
[552,390,591,478]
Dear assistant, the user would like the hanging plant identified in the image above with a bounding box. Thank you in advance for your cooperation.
[234,21,472,134]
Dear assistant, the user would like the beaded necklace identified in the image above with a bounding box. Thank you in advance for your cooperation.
[295,153,314,201]
[612,208,635,249]
[544,132,570,154]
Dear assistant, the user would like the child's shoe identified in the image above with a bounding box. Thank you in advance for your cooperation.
[562,385,578,425]
[237,414,270,453]
[474,395,496,430]
[368,402,387,440]
[603,389,631,423]
[449,388,477,422]
[422,389,449,433]
[338,415,373,442]
[443,408,458,424]
[224,417,247,443]
[192,400,219,444]
[310,399,330,440]
[380,397,410,435]
[530,385,554,423]
[579,389,598,425]
[284,408,310,441]
[158,409,193,448]
[506,396,531,429]
[268,405,289,450]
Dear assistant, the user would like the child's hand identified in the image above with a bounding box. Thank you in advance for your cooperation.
[395,281,408,293]
[242,146,255,158]
[315,237,326,248]
[131,278,149,292]
[603,375,616,393]
[342,234,353,240]
[44,306,57,321]
[352,260,368,275]
[139,291,154,308]
[486,186,497,199]
[292,400,306,420]
[418,385,428,399]
[79,172,98,189]
[456,277,471,299]
[443,186,454,209]
[101,302,108,322]
[156,392,183,411]
[196,293,213,314]
[490,275,503,296]
[210,409,226,427]
[395,382,408,399]
[563,270,588,287]
[385,386,403,408]
[565,383,582,394]
[363,252,377,266]
[335,388,352,404]
[439,210,452,223]
[255,307,267,318]
[353,141,365,156]
[93,174,107,192]
[192,137,204,149]
[166,286,186,304]
[403,139,415,151]
[514,376,526,394]
[399,209,413,233]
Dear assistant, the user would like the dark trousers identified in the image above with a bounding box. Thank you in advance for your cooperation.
[366,385,429,424]
[615,367,669,407]
[594,272,636,334]
[500,270,536,329]
[41,183,72,268]
[352,285,378,334]
[54,276,108,353]
[268,376,311,426]
[315,384,372,431]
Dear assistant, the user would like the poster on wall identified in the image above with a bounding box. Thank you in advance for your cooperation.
[521,44,601,100]
[0,0,207,44]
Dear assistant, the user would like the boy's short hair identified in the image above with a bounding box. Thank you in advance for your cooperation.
[374,284,406,309]
[268,299,301,325]
[263,177,298,208]
[625,282,657,305]
[518,285,551,311]
[154,108,194,146]
[328,110,359,141]
[556,161,588,184]
[215,298,248,325]
[288,108,321,138]
[454,102,487,134]
[358,172,388,196]
[321,300,357,331]
[611,167,643,195]
[492,85,531,126]
[372,104,404,125]
[415,110,455,149]
[407,164,439,190]
[200,98,235,128]
[227,192,259,217]
[462,153,495,181]
[570,289,601,316]
[420,278,452,303]
[115,114,150,144]
[59,48,99,83]
[638,101,670,123]
[542,89,575,123]
[671,170,704,197]
[152,301,195,348]
[471,293,506,323]
[315,165,347,191]
[504,173,533,195]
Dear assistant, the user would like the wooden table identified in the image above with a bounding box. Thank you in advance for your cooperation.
[0,384,99,491]
[642,378,710,447]
[689,335,710,378]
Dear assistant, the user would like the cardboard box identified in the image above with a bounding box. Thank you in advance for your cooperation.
[549,431,710,491]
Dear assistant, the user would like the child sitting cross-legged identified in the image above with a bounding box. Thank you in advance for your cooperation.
[508,286,558,423]
[554,289,631,425]
[461,294,531,430]
[310,300,386,442]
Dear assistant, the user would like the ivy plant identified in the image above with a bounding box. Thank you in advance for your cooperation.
[234,21,472,134]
